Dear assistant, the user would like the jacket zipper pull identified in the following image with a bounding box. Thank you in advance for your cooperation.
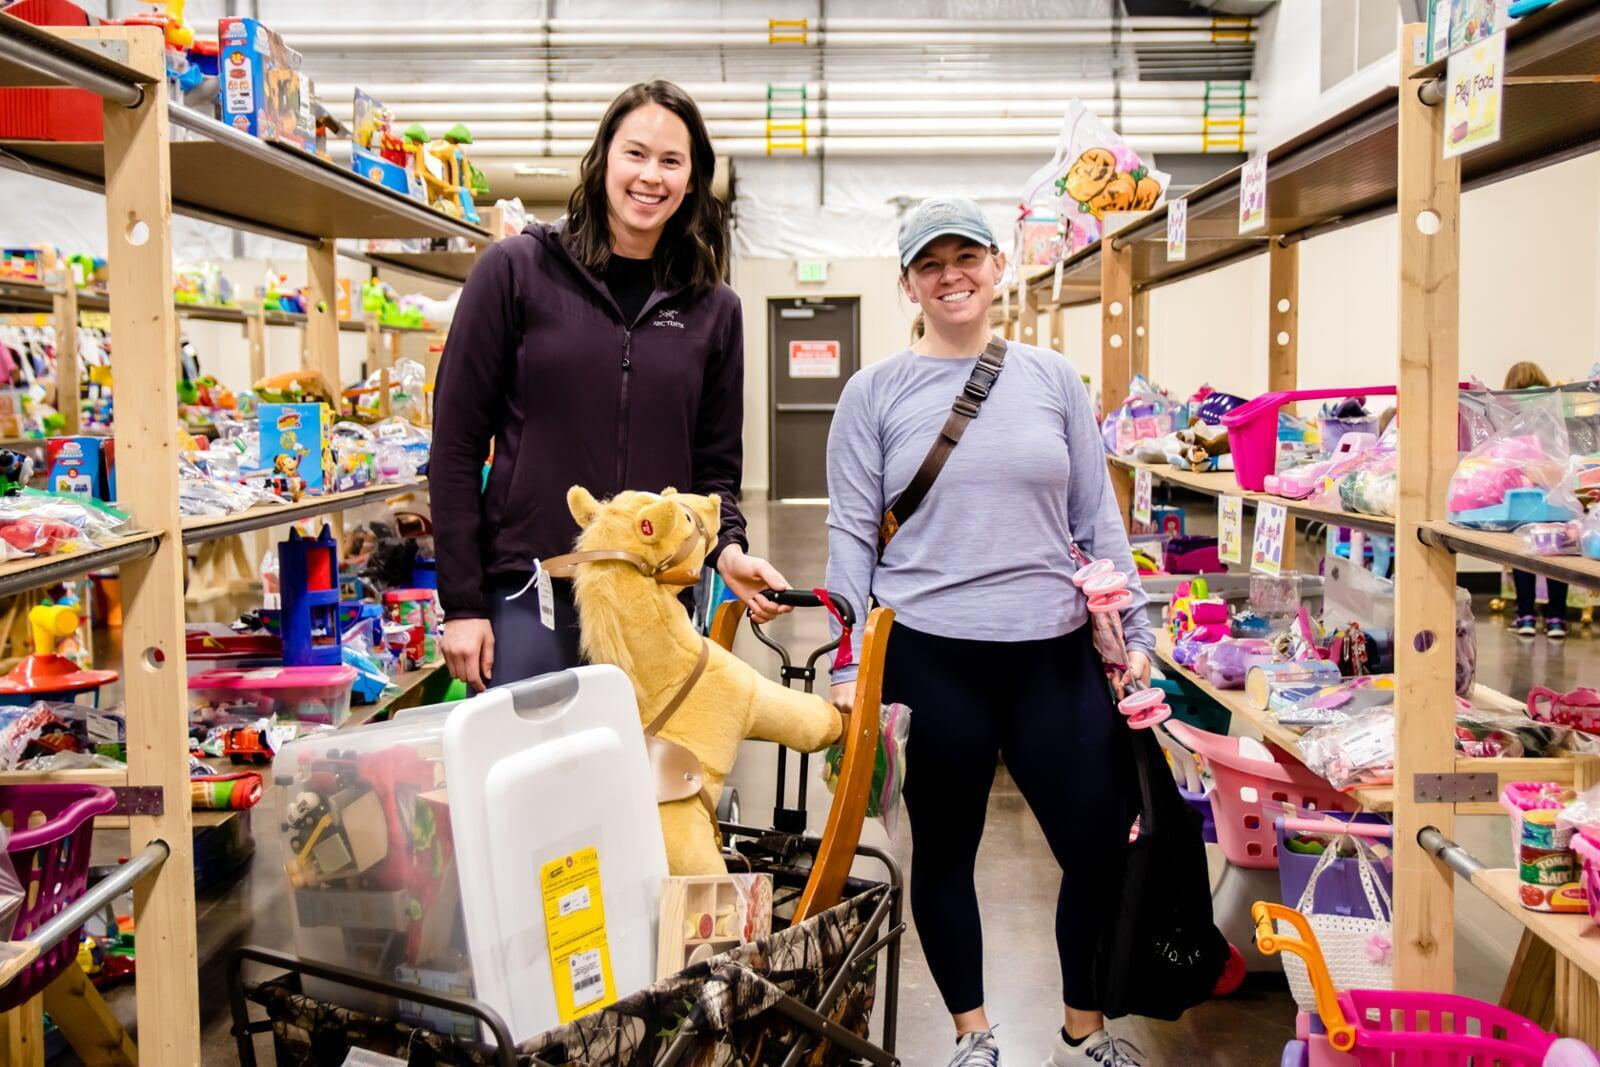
[622,330,632,370]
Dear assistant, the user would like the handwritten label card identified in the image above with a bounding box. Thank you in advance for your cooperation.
[1443,29,1505,159]
[1219,495,1244,565]
[1239,156,1268,235]
[1132,468,1153,526]
[1252,501,1288,577]
[1167,198,1188,262]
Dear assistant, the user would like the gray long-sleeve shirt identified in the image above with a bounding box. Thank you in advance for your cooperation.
[824,339,1154,684]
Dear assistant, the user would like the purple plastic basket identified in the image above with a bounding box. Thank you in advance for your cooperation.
[0,783,116,1011]
[1275,813,1392,921]
[1181,786,1217,843]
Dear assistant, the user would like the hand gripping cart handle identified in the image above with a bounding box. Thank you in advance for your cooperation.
[710,586,855,834]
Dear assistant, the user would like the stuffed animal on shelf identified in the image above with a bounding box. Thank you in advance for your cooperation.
[563,486,842,875]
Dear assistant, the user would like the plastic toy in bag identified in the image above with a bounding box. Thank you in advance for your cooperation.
[1100,374,1184,456]
[1019,101,1172,254]
[1300,707,1395,789]
[822,701,910,835]
[1448,396,1581,529]
[1192,638,1272,690]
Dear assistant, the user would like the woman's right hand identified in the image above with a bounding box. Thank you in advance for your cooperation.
[441,618,496,692]
[829,681,857,714]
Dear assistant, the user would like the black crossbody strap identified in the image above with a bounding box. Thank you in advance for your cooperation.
[878,335,1007,556]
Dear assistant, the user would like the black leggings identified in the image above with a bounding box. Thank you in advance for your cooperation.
[883,622,1135,1016]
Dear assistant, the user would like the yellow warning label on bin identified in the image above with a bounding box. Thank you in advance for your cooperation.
[541,847,617,1023]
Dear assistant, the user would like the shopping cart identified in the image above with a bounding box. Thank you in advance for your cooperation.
[228,594,904,1066]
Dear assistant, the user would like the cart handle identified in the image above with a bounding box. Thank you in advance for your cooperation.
[759,588,856,627]
[1250,901,1354,1052]
[1278,815,1394,839]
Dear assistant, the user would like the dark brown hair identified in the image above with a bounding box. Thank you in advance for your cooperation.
[563,81,727,294]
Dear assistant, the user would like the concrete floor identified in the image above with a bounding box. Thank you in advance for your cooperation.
[67,495,1598,1065]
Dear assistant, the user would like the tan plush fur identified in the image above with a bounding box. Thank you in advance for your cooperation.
[567,486,843,875]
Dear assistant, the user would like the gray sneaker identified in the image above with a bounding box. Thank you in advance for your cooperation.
[1045,1029,1145,1067]
[950,1028,1002,1066]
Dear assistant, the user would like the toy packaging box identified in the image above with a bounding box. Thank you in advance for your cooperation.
[46,436,115,502]
[655,874,773,980]
[219,17,314,150]
[259,402,333,496]
[351,88,424,199]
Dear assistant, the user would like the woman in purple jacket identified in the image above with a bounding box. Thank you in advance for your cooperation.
[433,81,787,691]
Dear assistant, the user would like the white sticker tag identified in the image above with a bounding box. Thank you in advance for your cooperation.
[569,947,606,1008]
[536,561,556,631]
[342,1049,408,1067]
[559,885,592,917]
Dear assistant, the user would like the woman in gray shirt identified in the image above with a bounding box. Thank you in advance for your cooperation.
[825,198,1154,1067]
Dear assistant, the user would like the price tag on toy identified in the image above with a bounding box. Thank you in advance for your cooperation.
[1238,155,1267,235]
[541,847,617,1023]
[1443,29,1505,159]
[1252,501,1287,577]
[536,561,555,630]
[1218,495,1244,565]
[1132,468,1153,527]
[1167,198,1188,262]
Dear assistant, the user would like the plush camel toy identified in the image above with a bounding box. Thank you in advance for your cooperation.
[563,486,843,875]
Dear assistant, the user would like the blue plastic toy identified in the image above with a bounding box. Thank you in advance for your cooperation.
[1449,487,1581,531]
[278,525,341,667]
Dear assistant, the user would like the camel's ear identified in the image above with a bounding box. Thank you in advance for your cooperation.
[567,485,601,528]
[700,494,723,537]
[635,496,678,545]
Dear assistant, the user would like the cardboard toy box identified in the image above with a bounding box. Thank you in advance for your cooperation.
[46,436,116,501]
[259,402,332,497]
[219,17,314,150]
[350,88,423,199]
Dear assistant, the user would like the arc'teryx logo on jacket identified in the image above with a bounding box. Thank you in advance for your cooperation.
[654,308,686,328]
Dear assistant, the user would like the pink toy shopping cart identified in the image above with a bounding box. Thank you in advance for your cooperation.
[1255,900,1577,1067]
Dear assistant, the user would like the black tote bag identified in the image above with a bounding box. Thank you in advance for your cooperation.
[1092,726,1230,1021]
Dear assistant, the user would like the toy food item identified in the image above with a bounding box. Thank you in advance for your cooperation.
[565,487,842,875]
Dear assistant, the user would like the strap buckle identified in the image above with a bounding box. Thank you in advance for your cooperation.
[963,379,990,401]
[953,397,980,418]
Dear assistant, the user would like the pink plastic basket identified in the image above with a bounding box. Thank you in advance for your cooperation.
[1337,989,1558,1066]
[1222,387,1396,491]
[0,783,116,1011]
[1165,720,1355,869]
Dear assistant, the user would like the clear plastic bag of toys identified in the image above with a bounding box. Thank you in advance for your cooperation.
[373,417,432,480]
[1300,707,1396,789]
[1448,395,1581,529]
[0,492,129,559]
[1100,374,1185,456]
[822,702,910,836]
[1019,101,1171,256]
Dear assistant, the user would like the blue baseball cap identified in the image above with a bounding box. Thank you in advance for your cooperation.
[897,196,999,268]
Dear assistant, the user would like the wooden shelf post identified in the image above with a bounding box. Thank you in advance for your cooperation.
[1130,288,1150,380]
[100,25,201,1061]
[1101,236,1135,518]
[1392,20,1463,994]
[48,269,81,435]
[365,316,391,418]
[304,242,341,399]
[243,297,266,386]
[1268,238,1299,394]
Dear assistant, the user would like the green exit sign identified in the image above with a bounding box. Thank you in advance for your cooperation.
[796,259,828,284]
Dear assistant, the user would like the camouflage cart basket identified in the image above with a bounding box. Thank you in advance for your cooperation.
[228,841,902,1067]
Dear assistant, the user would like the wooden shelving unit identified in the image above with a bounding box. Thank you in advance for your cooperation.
[992,0,1600,1018]
[0,16,490,1061]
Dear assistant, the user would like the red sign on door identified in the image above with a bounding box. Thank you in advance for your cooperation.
[788,340,841,379]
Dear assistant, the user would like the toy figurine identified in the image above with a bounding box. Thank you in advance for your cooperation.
[0,449,32,495]
[271,451,307,502]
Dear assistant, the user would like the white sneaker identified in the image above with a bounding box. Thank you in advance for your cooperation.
[1045,1029,1145,1066]
[950,1028,1002,1066]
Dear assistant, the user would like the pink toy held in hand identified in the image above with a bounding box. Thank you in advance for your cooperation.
[1071,555,1168,730]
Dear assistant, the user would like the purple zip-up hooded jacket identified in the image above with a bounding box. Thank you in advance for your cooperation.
[431,222,747,620]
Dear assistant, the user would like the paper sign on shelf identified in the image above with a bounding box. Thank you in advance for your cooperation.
[541,847,617,1023]
[1132,468,1153,526]
[1167,198,1188,262]
[788,340,840,379]
[1443,29,1505,159]
[1238,156,1267,235]
[1218,495,1244,565]
[1252,501,1287,577]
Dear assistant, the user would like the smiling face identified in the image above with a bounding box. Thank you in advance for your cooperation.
[901,235,1006,335]
[604,103,693,257]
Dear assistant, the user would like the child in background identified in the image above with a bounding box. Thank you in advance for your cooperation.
[1504,361,1568,639]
